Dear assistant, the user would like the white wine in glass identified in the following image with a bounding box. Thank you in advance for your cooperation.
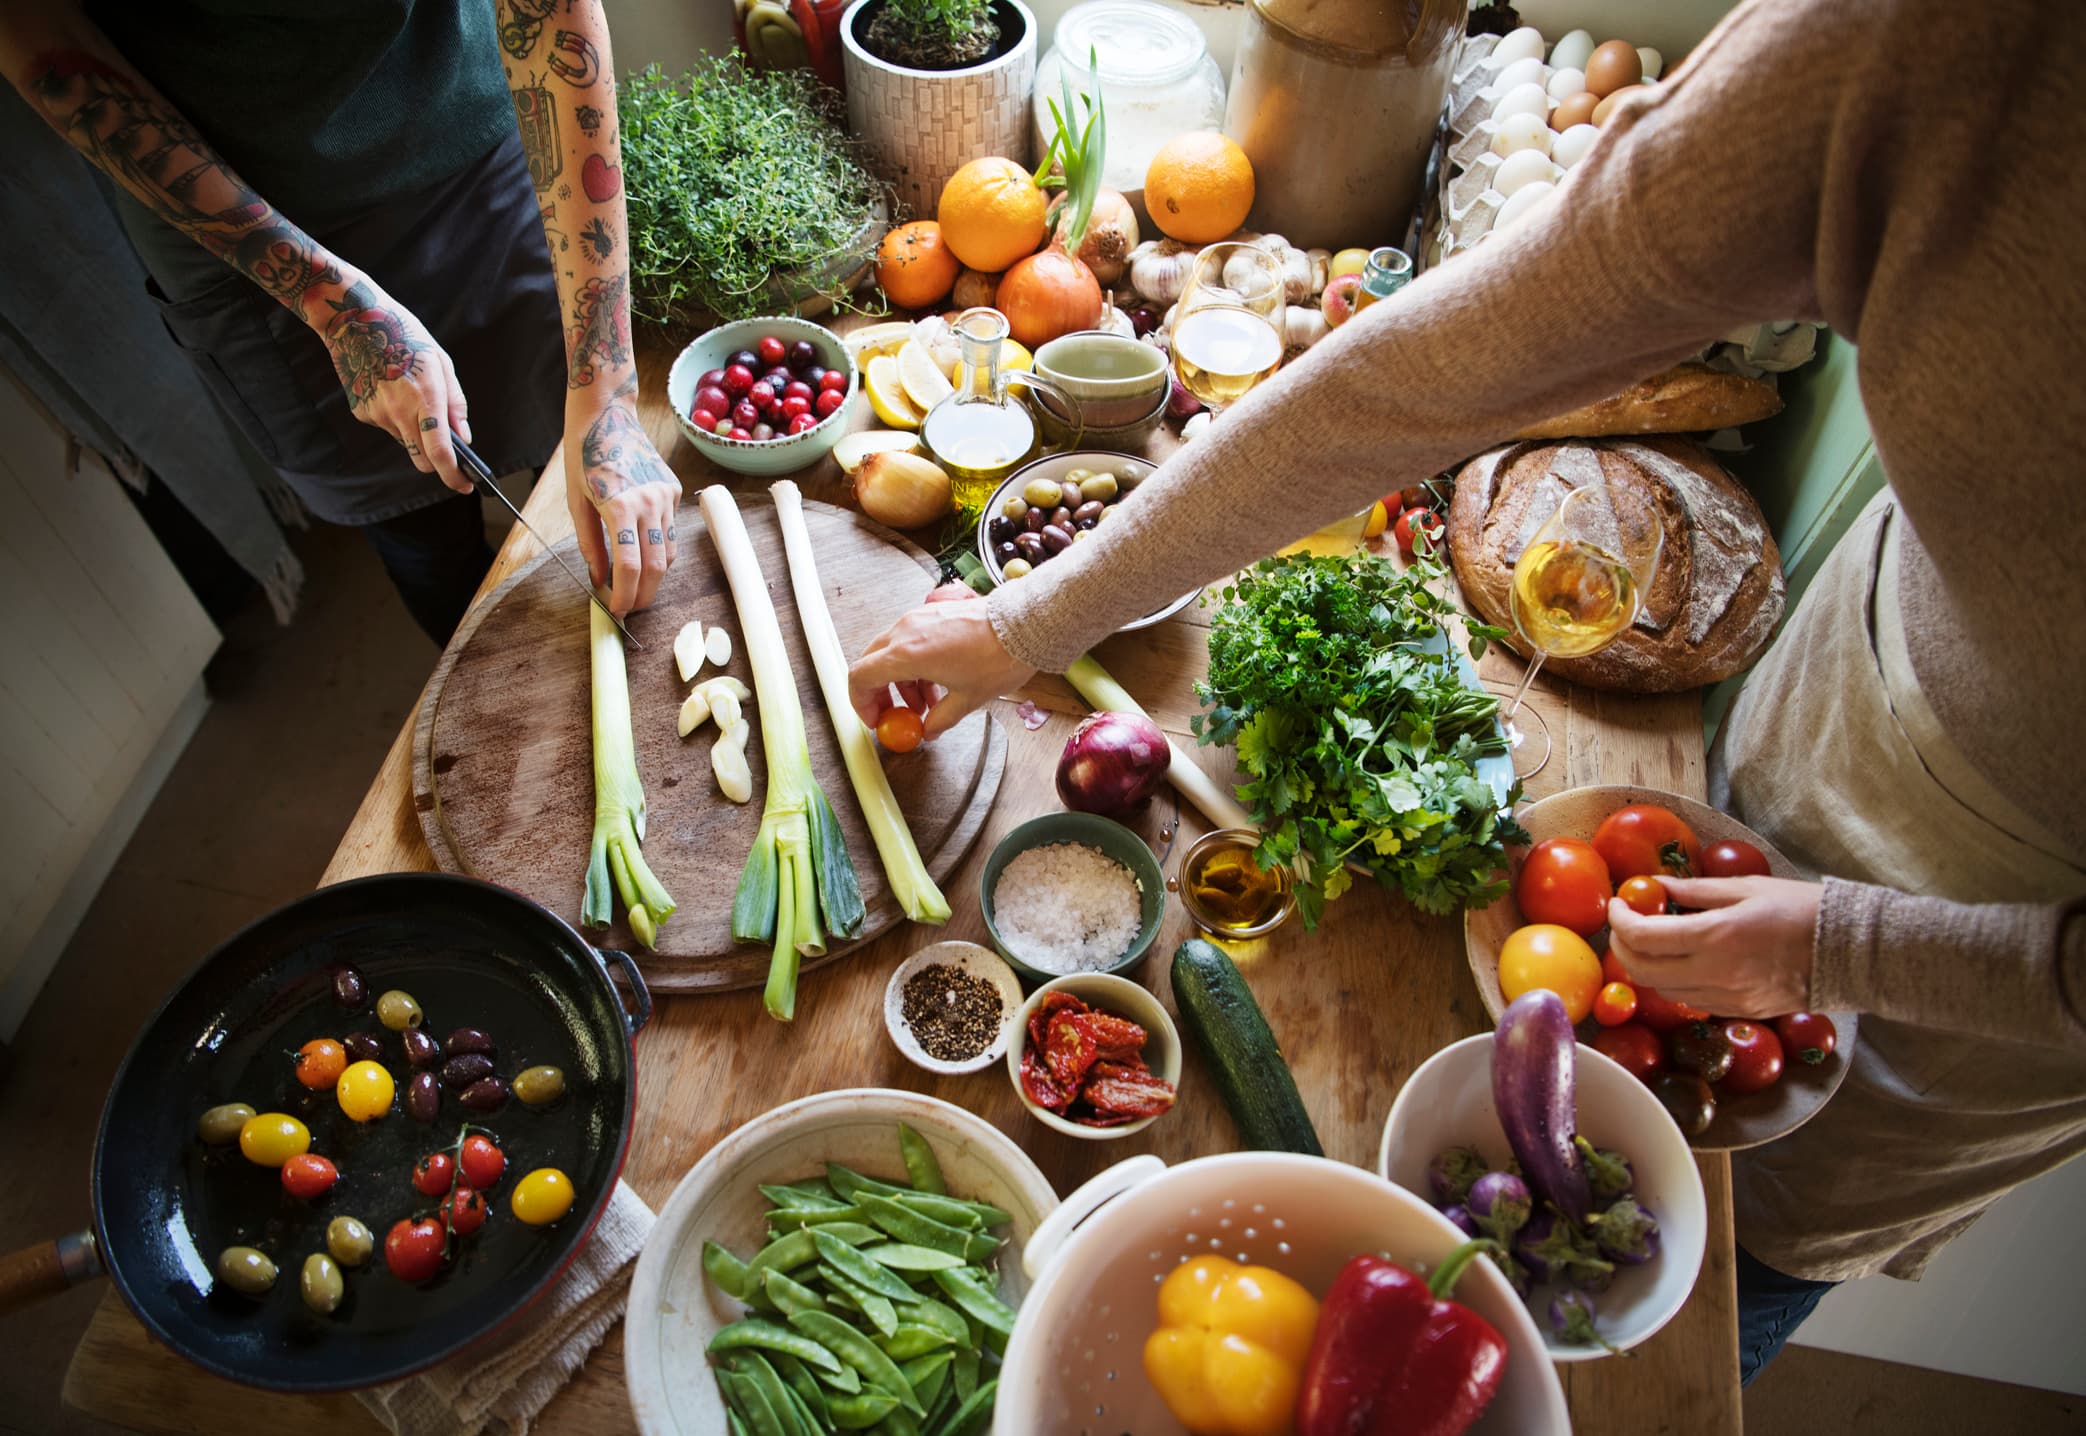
[1169,242,1285,417]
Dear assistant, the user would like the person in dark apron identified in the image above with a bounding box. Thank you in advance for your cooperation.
[3,0,680,643]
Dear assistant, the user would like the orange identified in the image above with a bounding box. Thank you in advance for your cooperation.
[937,158,1048,273]
[1498,923,1604,1023]
[874,221,960,311]
[1145,131,1255,243]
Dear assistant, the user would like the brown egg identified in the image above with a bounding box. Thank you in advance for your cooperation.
[1593,84,1646,126]
[1550,91,1601,131]
[1583,39,1644,97]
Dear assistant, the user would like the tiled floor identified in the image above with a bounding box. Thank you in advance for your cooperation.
[1,519,2079,1435]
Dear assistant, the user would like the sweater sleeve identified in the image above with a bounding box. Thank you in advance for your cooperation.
[1811,880,2086,1051]
[987,0,1851,672]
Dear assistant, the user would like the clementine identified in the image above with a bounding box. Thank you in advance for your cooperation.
[1144,132,1255,243]
[936,157,1048,273]
[875,221,960,310]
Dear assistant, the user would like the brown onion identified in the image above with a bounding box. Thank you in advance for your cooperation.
[996,240,1104,350]
[1056,711,1170,816]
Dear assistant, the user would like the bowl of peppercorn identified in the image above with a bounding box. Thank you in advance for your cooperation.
[884,941,1025,1076]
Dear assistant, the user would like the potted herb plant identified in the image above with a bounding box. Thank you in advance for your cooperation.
[841,0,1039,217]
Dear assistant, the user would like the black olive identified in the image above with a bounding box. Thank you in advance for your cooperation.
[1040,524,1074,554]
[996,541,1019,564]
[343,1031,383,1063]
[988,517,1014,545]
[402,1028,440,1069]
[445,1027,496,1059]
[332,968,367,1009]
[1073,500,1105,525]
[459,1077,509,1112]
[1014,532,1048,564]
[1076,515,1100,530]
[406,1071,441,1122]
[441,1053,495,1089]
[1049,505,1072,529]
[1059,480,1084,511]
[1024,506,1049,533]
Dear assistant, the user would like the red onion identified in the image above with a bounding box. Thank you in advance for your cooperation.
[1166,375,1203,420]
[1056,711,1170,816]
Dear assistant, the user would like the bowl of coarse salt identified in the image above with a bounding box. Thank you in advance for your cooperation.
[978,813,1167,983]
[883,940,1025,1075]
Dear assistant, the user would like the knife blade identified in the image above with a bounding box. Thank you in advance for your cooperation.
[449,431,641,649]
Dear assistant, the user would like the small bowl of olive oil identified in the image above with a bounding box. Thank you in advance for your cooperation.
[1177,828,1295,940]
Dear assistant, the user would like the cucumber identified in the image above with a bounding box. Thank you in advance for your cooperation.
[1170,939,1324,1156]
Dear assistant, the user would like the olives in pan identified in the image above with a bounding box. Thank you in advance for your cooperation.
[332,967,367,1010]
[217,1247,278,1296]
[513,1065,567,1108]
[300,1253,344,1315]
[376,989,423,1032]
[459,1077,510,1112]
[406,1071,442,1123]
[197,1103,255,1146]
[445,1027,495,1059]
[325,1216,374,1268]
[401,1027,440,1069]
[343,1031,384,1063]
[441,1053,495,1089]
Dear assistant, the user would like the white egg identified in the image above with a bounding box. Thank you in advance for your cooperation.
[1549,29,1596,73]
[1489,112,1554,159]
[1637,46,1664,80]
[1493,148,1557,198]
[1491,26,1547,67]
[1492,81,1551,125]
[1495,180,1557,231]
[1489,55,1546,95]
[1547,67,1587,102]
[1551,123,1600,169]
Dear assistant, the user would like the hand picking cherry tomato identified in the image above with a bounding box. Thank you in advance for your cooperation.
[1719,1020,1785,1095]
[459,1134,507,1190]
[1774,1011,1838,1066]
[293,1038,348,1091]
[1701,838,1771,878]
[442,1185,488,1237]
[875,704,924,754]
[1593,981,1638,1027]
[413,1151,456,1197]
[385,1217,448,1283]
[1633,981,1712,1034]
[1668,1020,1735,1084]
[1393,506,1443,559]
[1591,803,1702,880]
[1592,1021,1665,1082]
[511,1168,576,1226]
[1615,874,1669,917]
[1515,837,1614,937]
[281,1153,339,1199]
[1497,923,1604,1023]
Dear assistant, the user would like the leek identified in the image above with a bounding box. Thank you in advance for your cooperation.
[582,598,676,947]
[1064,654,1255,832]
[771,480,951,924]
[699,485,864,1020]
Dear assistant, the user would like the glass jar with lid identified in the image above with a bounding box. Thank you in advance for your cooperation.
[1034,0,1225,198]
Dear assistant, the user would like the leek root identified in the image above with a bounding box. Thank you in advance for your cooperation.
[582,599,675,947]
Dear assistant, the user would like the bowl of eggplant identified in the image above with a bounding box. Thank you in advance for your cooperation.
[1377,991,1707,1360]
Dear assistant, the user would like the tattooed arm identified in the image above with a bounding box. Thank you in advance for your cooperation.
[0,4,477,491]
[496,0,680,616]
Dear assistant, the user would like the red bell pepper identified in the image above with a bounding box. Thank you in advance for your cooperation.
[1295,1240,1508,1436]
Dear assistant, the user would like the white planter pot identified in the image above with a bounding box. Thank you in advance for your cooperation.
[842,0,1039,220]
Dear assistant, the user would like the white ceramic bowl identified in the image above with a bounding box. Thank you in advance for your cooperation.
[625,1089,1058,1436]
[1007,973,1182,1141]
[665,315,859,477]
[1379,1033,1707,1360]
[882,939,1025,1075]
[997,1151,1569,1434]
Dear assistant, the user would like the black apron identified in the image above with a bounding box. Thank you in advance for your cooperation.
[118,129,564,526]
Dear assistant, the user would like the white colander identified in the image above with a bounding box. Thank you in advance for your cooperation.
[996,1151,1570,1435]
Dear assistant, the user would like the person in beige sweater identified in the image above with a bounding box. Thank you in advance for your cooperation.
[849,0,2086,1381]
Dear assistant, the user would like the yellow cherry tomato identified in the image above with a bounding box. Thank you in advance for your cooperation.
[335,1060,395,1122]
[237,1112,311,1167]
[510,1168,575,1226]
[1362,500,1390,540]
[1498,922,1604,1023]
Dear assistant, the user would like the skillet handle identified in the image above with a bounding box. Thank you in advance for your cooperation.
[0,1231,101,1315]
[595,948,652,1035]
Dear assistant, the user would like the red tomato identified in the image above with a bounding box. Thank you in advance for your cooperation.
[875,706,924,753]
[460,1134,506,1190]
[1592,1022,1665,1083]
[293,1038,348,1091]
[442,1184,488,1237]
[1592,804,1703,880]
[1774,1011,1839,1066]
[1593,981,1638,1026]
[412,1151,455,1197]
[1515,838,1614,936]
[1634,982,1711,1034]
[385,1217,448,1283]
[1616,875,1668,917]
[1702,838,1771,878]
[280,1153,339,1199]
[1393,506,1443,560]
[1720,1021,1785,1095]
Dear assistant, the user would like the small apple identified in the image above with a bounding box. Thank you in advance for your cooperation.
[1329,248,1372,281]
[1322,272,1365,327]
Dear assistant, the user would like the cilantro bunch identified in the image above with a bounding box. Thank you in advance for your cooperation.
[1192,548,1526,925]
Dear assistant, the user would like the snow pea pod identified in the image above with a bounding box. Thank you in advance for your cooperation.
[744,1227,819,1280]
[761,1267,830,1319]
[721,1352,813,1436]
[877,1323,957,1361]
[903,1296,971,1345]
[929,1268,1016,1338]
[787,1310,924,1417]
[899,1350,953,1410]
[709,1319,844,1375]
[826,1390,899,1430]
[825,1164,1008,1225]
[704,1240,752,1300]
[766,1203,871,1227]
[817,1264,900,1338]
[811,1221,886,1247]
[762,1182,849,1211]
[770,1351,830,1427]
[858,1195,987,1260]
[813,1229,919,1302]
[930,1378,997,1436]
[717,1368,786,1436]
[897,1124,946,1194]
[856,1242,965,1272]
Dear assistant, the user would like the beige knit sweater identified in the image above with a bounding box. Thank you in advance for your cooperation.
[987,0,2086,1045]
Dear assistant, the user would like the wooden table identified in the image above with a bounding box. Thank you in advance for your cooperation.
[64,326,1739,1434]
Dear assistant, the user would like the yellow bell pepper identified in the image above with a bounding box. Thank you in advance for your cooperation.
[1143,1255,1321,1436]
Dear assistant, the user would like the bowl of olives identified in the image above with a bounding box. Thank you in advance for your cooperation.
[974,451,1201,632]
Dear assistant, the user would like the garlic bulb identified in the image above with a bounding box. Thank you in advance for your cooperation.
[1181,411,1214,441]
[1127,239,1200,306]
[1280,305,1329,352]
[1094,304,1136,338]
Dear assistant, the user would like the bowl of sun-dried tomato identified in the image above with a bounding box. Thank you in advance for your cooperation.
[1009,973,1182,1140]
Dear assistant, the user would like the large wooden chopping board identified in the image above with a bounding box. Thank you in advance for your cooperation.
[412,496,1004,991]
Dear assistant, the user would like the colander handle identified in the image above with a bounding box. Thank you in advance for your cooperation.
[1021,1155,1167,1283]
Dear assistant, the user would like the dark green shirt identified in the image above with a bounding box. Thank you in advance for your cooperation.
[85,0,513,226]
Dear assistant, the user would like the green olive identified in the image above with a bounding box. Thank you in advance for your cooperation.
[326,1216,374,1268]
[1002,558,1033,579]
[1063,467,1093,483]
[217,1246,277,1296]
[300,1253,344,1315]
[197,1103,256,1146]
[1000,495,1028,521]
[1072,527,1090,541]
[1078,472,1119,503]
[512,1064,567,1108]
[1021,477,1062,509]
[1113,462,1142,487]
[376,989,423,1031]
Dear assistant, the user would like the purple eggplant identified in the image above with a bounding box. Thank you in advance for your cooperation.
[1427,1145,1491,1207]
[1588,1196,1661,1265]
[1467,1170,1532,1243]
[1548,1290,1621,1352]
[1441,1204,1481,1239]
[1575,1136,1634,1205]
[1514,1208,1614,1289]
[1492,990,1593,1225]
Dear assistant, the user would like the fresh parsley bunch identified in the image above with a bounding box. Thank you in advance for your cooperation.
[1192,547,1527,925]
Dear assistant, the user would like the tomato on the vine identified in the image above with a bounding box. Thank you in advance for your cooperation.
[1720,1021,1785,1095]
[1616,874,1668,917]
[1774,1012,1838,1066]
[1393,506,1443,560]
[413,1151,455,1198]
[1592,804,1702,880]
[460,1134,506,1190]
[1701,839,1771,878]
[1593,981,1638,1026]
[1515,837,1614,936]
[385,1217,447,1283]
[442,1185,488,1237]
[1592,1022,1665,1082]
[281,1153,339,1199]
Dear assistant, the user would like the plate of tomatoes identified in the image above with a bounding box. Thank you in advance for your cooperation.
[1464,786,1856,1152]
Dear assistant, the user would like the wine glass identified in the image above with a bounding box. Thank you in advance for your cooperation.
[1495,481,1664,778]
[1168,243,1285,418]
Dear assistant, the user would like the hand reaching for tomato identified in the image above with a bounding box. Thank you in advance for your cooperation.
[1606,875,1821,1019]
[848,581,1037,741]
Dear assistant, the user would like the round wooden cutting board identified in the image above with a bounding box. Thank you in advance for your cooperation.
[412,496,1005,992]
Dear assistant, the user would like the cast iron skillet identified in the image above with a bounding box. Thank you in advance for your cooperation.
[0,873,648,1392]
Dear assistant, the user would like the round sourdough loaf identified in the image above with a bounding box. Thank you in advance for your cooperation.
[1447,437,1786,692]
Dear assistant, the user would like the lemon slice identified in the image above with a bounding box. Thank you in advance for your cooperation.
[897,339,956,413]
[865,355,925,429]
[955,336,1031,393]
[844,321,916,361]
[833,429,924,475]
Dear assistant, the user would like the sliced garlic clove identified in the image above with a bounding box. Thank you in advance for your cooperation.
[673,621,706,683]
[704,626,733,668]
[675,687,712,737]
